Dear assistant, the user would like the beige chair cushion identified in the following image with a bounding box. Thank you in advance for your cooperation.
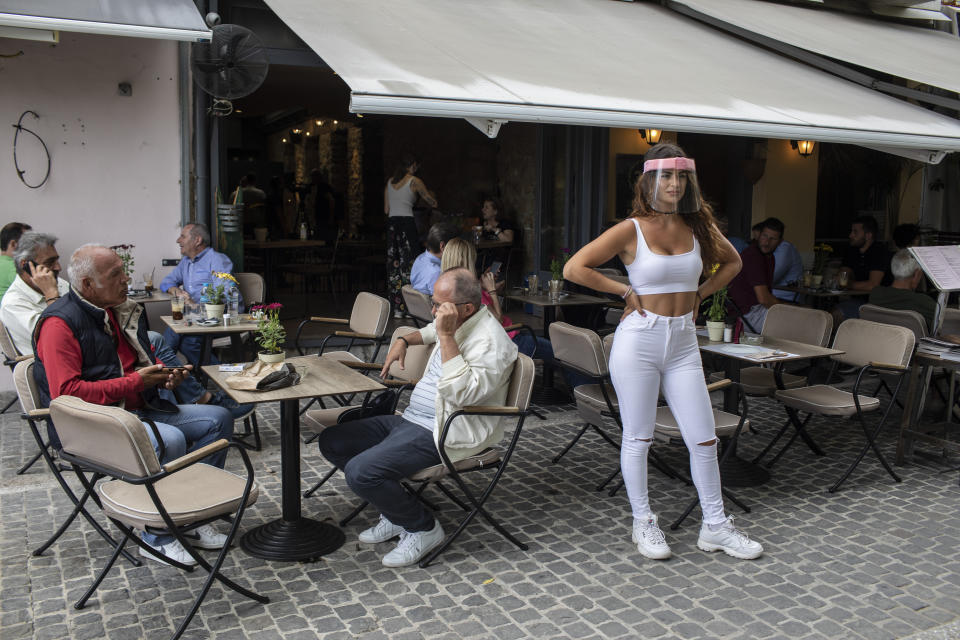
[99,463,258,530]
[761,305,833,347]
[708,368,806,396]
[832,319,914,368]
[550,322,608,376]
[505,354,535,411]
[303,406,354,431]
[858,304,928,342]
[402,285,433,324]
[775,385,880,416]
[654,407,750,442]
[408,447,502,482]
[13,358,38,414]
[574,383,618,426]
[350,292,390,336]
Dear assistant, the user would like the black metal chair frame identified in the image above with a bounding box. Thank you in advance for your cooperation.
[60,431,267,640]
[760,360,908,493]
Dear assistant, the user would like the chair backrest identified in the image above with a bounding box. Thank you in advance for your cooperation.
[349,292,390,336]
[235,272,266,307]
[0,316,20,360]
[858,303,928,342]
[832,318,915,368]
[504,353,535,411]
[49,395,163,478]
[402,285,433,325]
[760,304,833,347]
[385,326,434,382]
[13,357,38,414]
[549,322,607,376]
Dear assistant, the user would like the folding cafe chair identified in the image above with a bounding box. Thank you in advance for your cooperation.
[402,284,433,328]
[548,323,751,526]
[14,358,140,566]
[49,395,267,640]
[0,316,31,415]
[858,304,928,408]
[766,319,915,492]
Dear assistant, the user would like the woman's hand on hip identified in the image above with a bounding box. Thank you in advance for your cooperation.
[621,292,645,321]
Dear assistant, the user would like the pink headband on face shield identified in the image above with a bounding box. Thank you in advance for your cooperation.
[643,157,696,173]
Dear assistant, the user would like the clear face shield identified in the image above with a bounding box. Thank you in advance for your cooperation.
[642,157,703,215]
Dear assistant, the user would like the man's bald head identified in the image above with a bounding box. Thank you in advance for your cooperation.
[435,267,481,308]
[68,244,130,308]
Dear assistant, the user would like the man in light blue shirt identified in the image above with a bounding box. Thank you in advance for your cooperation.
[160,223,235,365]
[410,223,458,295]
[772,238,804,302]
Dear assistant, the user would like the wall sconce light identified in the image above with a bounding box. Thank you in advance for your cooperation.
[639,128,662,144]
[790,140,815,157]
[315,119,322,126]
[281,137,288,144]
[305,131,311,136]
[290,129,303,143]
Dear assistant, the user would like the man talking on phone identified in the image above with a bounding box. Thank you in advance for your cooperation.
[33,244,234,566]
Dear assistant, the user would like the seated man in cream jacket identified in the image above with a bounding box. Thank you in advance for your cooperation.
[317,267,518,567]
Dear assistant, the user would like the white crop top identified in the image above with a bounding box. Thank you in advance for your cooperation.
[624,218,702,295]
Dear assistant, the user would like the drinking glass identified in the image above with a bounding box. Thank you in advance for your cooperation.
[170,296,184,321]
[528,274,539,295]
[143,270,155,293]
[837,271,849,289]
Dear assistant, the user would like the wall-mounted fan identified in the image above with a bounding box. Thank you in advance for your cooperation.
[191,24,268,114]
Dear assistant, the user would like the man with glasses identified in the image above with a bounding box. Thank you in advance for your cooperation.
[0,232,70,355]
[317,267,518,567]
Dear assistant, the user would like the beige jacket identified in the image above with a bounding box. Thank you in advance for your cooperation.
[418,305,518,462]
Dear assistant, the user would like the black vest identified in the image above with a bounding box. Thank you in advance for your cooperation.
[32,289,158,411]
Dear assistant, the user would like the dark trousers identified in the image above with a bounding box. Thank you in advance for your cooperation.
[318,415,440,532]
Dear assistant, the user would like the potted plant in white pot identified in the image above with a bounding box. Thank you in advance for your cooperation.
[253,303,286,363]
[205,271,237,320]
[705,287,728,342]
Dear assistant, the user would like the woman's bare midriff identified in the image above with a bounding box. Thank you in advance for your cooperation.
[637,291,698,317]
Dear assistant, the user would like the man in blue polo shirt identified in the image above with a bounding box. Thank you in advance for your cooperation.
[159,223,236,365]
[410,223,458,295]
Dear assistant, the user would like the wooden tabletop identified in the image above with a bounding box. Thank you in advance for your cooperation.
[777,285,869,298]
[161,315,259,335]
[244,239,327,249]
[202,354,385,404]
[129,290,174,303]
[698,334,844,363]
[505,291,611,308]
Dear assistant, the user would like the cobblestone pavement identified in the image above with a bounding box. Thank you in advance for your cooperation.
[2,363,960,640]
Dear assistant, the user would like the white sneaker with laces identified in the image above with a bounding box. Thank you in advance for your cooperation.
[632,514,672,560]
[183,523,228,550]
[359,515,405,544]
[140,538,198,567]
[697,516,763,559]
[381,520,445,567]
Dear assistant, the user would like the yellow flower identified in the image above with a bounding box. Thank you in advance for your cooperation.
[212,271,238,284]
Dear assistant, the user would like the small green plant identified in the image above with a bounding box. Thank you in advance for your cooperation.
[110,244,135,278]
[706,287,728,322]
[208,271,238,305]
[252,303,286,353]
[812,243,833,275]
[550,248,571,281]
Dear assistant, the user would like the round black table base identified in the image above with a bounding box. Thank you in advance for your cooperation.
[719,455,771,487]
[241,517,345,561]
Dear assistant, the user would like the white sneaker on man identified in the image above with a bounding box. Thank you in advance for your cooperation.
[182,523,228,550]
[139,538,198,567]
[697,516,763,559]
[632,514,672,560]
[381,520,445,567]
[359,515,405,544]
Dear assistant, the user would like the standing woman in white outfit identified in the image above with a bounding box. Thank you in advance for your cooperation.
[385,154,438,317]
[563,143,763,560]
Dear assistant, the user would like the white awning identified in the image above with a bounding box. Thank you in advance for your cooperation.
[263,0,960,155]
[668,0,960,94]
[0,0,211,42]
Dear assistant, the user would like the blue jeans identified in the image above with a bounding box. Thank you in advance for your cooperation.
[317,415,441,532]
[513,333,592,390]
[149,331,207,404]
[162,328,216,368]
[135,402,233,545]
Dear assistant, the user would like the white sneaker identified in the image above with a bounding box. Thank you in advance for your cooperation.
[182,523,228,550]
[697,516,763,559]
[381,520,445,567]
[632,515,672,560]
[358,515,405,544]
[393,310,404,319]
[139,538,198,567]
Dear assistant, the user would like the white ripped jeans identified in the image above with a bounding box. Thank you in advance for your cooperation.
[609,310,726,526]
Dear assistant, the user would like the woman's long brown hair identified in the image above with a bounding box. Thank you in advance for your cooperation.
[630,142,724,272]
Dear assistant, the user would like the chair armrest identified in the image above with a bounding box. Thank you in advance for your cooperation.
[706,378,732,393]
[869,361,907,372]
[380,378,416,388]
[12,354,32,362]
[502,324,526,332]
[309,317,349,325]
[334,331,379,340]
[162,439,230,473]
[341,361,382,371]
[460,405,522,415]
[28,408,50,419]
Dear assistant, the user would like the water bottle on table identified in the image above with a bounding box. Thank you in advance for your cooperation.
[227,286,240,324]
[199,283,211,320]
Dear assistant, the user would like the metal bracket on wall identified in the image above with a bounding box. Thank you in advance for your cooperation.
[465,117,507,138]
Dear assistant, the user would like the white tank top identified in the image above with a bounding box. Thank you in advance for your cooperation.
[624,217,702,295]
[386,178,416,218]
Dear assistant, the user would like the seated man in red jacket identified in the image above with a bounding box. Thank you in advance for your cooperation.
[33,244,234,567]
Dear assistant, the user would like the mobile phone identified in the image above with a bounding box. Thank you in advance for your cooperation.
[488,261,503,276]
[159,367,187,374]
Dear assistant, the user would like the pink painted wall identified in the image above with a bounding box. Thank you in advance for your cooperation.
[0,32,185,390]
